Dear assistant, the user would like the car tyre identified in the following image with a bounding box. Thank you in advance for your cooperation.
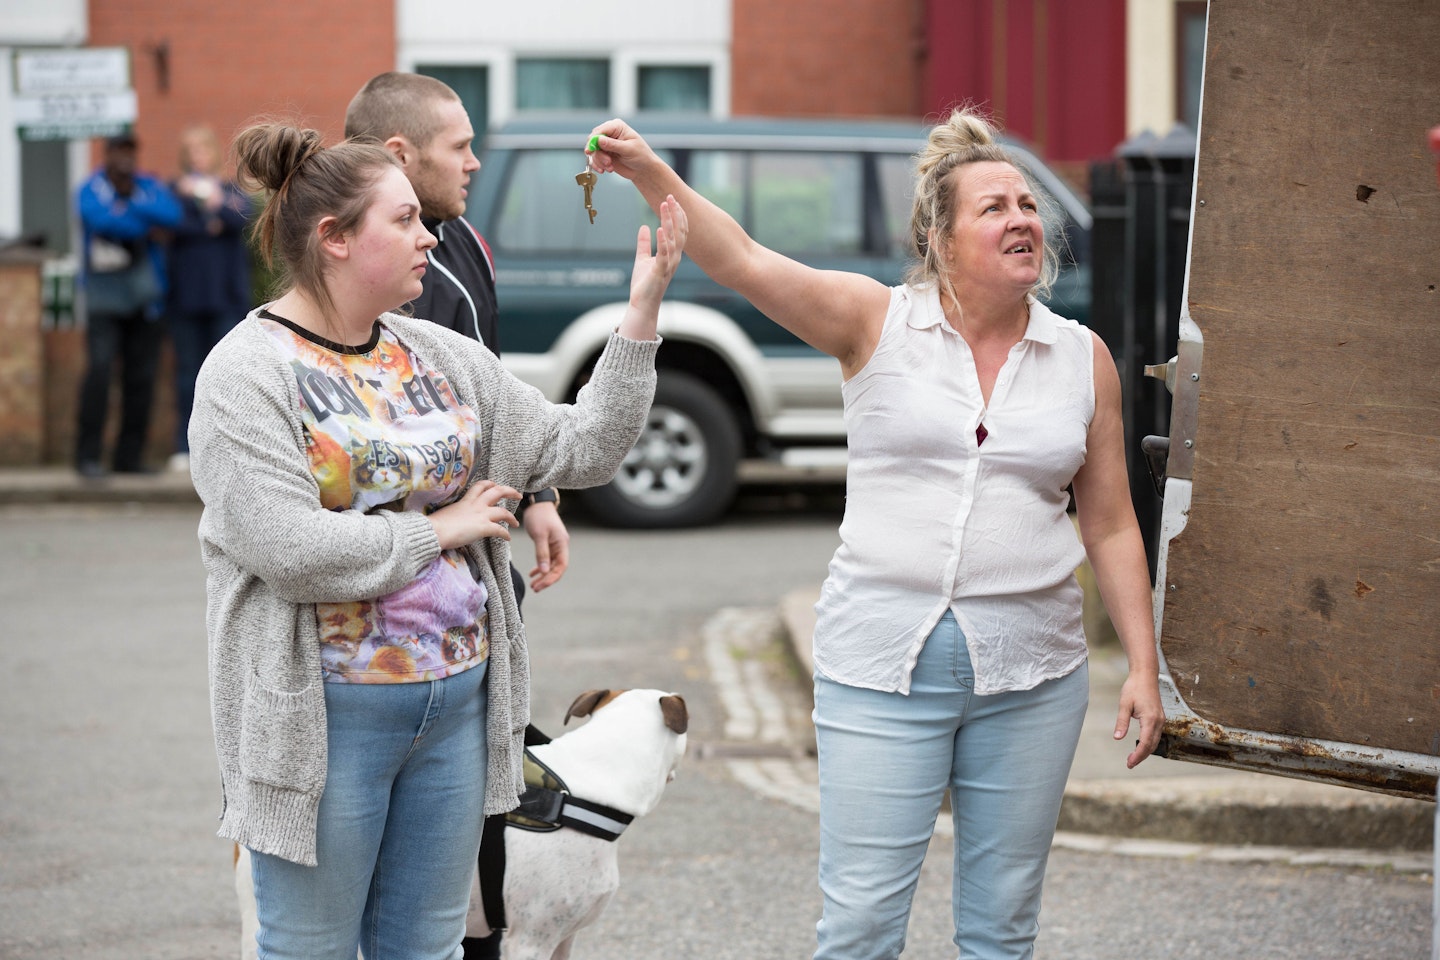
[579,371,741,528]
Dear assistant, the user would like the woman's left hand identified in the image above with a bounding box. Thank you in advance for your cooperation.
[427,479,521,550]
[1115,670,1165,768]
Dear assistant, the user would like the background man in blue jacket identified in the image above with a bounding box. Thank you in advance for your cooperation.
[75,133,181,477]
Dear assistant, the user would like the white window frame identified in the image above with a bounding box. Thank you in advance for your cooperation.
[398,44,729,132]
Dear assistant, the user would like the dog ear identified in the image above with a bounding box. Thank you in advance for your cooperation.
[564,689,610,724]
[659,694,688,735]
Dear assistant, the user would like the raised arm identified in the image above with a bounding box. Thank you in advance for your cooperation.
[587,119,890,375]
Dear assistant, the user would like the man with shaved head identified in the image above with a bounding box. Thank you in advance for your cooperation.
[347,74,569,959]
[346,72,569,595]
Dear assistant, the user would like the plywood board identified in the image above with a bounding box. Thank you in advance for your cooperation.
[1160,0,1440,756]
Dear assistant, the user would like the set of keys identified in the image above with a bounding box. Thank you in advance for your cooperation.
[575,134,600,224]
[575,169,597,224]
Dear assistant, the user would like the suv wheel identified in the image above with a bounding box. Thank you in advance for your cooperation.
[580,371,741,528]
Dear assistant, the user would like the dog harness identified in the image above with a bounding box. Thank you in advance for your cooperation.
[478,730,636,933]
[506,748,636,840]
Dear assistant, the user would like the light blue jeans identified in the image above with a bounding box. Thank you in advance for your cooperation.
[249,661,489,960]
[813,612,1088,960]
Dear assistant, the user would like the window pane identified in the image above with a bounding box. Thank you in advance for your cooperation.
[21,139,71,255]
[687,151,748,230]
[751,153,863,255]
[516,59,609,110]
[492,148,671,253]
[638,66,711,112]
[416,64,489,140]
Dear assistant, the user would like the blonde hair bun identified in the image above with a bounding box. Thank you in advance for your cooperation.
[916,109,1001,178]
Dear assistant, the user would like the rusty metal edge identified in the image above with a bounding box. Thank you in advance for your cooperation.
[1153,477,1439,802]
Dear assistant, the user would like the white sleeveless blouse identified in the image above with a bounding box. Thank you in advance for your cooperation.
[813,284,1094,695]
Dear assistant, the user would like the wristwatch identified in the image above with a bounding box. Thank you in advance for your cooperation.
[521,487,561,509]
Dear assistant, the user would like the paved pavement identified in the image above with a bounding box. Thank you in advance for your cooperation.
[2,464,1434,873]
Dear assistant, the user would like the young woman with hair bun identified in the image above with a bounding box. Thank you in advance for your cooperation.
[586,106,1162,959]
[190,121,686,959]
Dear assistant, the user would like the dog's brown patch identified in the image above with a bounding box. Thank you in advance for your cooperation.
[659,695,688,734]
[564,689,624,724]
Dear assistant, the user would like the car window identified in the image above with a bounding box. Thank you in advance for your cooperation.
[689,150,863,256]
[492,148,673,253]
[685,150,747,226]
[876,152,918,259]
[752,152,863,254]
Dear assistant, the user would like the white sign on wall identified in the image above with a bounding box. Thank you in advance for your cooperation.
[12,47,135,140]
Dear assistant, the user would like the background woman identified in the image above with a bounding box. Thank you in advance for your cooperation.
[586,108,1162,960]
[189,121,685,960]
[166,124,251,473]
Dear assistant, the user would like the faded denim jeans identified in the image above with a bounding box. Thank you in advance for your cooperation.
[813,611,1088,960]
[249,660,488,960]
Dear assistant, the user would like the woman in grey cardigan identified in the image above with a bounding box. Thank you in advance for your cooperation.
[188,122,686,960]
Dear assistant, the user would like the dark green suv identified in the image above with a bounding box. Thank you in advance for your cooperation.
[470,114,1092,527]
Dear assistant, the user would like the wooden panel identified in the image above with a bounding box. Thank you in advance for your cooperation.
[1161,0,1440,756]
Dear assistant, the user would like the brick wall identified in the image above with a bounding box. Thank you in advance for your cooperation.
[731,0,925,118]
[89,0,396,180]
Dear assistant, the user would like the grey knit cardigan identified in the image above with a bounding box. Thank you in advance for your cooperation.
[189,310,659,866]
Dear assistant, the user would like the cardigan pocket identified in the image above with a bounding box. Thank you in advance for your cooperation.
[239,675,326,794]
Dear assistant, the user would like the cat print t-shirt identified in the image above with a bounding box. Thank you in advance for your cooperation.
[260,309,490,684]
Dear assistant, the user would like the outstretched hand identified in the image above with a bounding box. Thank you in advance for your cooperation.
[585,119,659,182]
[616,195,687,342]
[632,196,687,307]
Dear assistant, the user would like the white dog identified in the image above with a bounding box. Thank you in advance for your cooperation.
[236,688,688,960]
[468,688,689,960]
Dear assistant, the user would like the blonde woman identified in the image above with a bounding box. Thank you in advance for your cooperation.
[587,109,1161,959]
[167,124,251,472]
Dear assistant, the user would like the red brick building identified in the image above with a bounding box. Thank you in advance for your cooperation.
[96,0,1131,183]
[731,0,1128,183]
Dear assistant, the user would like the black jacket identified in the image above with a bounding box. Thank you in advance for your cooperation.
[407,215,547,604]
[406,216,500,351]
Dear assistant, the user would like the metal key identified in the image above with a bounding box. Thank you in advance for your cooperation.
[575,169,597,224]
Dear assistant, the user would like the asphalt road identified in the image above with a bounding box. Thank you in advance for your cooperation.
[0,495,1431,959]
